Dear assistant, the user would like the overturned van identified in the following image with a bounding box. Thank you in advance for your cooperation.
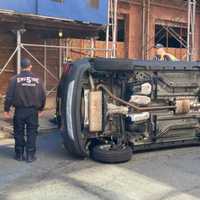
[60,58,200,163]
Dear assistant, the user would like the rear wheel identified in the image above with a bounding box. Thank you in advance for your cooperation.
[91,144,132,163]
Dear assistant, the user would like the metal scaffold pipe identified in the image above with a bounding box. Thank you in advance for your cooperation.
[112,0,118,58]
[106,0,118,58]
[17,30,21,74]
[106,0,111,58]
[187,0,196,61]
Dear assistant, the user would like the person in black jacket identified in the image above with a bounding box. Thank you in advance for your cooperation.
[4,58,46,163]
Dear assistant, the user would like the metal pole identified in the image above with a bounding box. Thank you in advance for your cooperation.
[112,0,118,58]
[187,0,191,61]
[91,37,95,58]
[21,45,59,81]
[142,0,146,59]
[66,39,69,59]
[106,0,111,58]
[46,86,57,96]
[17,30,21,74]
[168,27,187,47]
[44,40,47,91]
[187,0,196,61]
[0,47,18,75]
[163,26,187,48]
[59,39,62,79]
[191,0,196,59]
[146,0,150,59]
[22,43,112,51]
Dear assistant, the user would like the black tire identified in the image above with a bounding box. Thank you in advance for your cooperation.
[91,144,132,163]
[61,59,91,158]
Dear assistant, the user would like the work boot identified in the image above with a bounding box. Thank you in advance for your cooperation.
[26,150,37,163]
[15,148,25,161]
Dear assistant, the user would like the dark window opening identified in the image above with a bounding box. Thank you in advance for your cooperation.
[98,19,125,42]
[155,24,187,48]
[117,19,125,42]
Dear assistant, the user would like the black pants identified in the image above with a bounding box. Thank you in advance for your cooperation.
[14,107,38,153]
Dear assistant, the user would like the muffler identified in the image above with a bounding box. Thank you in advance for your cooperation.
[175,99,190,114]
[89,91,102,132]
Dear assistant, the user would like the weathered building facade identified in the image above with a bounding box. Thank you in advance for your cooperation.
[0,0,199,94]
[117,0,200,60]
[56,0,200,61]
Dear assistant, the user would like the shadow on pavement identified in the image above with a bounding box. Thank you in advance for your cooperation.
[0,142,14,160]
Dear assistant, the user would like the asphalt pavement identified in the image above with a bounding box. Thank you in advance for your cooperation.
[0,131,200,200]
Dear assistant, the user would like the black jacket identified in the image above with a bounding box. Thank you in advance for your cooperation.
[4,71,46,112]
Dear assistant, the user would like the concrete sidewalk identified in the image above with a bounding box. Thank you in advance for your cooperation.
[0,109,58,139]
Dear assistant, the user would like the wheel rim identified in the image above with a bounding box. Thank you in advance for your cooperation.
[98,143,128,151]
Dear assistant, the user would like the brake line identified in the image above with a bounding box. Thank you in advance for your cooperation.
[96,84,176,112]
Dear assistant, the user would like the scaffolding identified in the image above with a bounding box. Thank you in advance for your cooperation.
[142,0,197,61]
[1,0,197,95]
[0,0,118,95]
[106,0,118,58]
[187,0,196,61]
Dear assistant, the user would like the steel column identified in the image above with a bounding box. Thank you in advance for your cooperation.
[91,37,95,58]
[187,0,196,61]
[106,0,111,58]
[112,0,118,58]
[44,40,47,90]
[59,39,62,79]
[17,30,22,74]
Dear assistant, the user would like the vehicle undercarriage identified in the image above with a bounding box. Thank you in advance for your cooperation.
[61,58,200,163]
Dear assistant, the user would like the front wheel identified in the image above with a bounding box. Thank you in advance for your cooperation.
[62,59,91,158]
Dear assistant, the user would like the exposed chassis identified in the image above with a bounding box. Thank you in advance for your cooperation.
[60,58,200,163]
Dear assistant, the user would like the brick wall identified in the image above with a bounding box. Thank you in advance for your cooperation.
[118,1,200,60]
